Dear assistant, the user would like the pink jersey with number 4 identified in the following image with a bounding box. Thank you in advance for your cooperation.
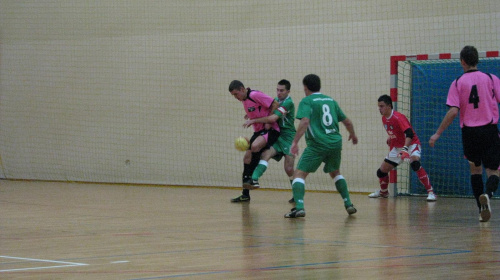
[446,70,500,128]
[382,110,420,150]
[242,90,280,132]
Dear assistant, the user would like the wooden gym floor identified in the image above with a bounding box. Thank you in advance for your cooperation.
[1,180,499,279]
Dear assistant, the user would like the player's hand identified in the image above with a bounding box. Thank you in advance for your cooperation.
[386,137,391,146]
[244,114,249,120]
[243,119,254,128]
[349,134,358,145]
[398,147,410,162]
[429,134,440,147]
[291,142,299,156]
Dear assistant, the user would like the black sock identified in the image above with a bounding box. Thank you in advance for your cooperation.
[471,174,484,210]
[242,189,250,197]
[243,164,253,179]
[486,175,499,198]
[250,152,262,170]
[242,164,252,197]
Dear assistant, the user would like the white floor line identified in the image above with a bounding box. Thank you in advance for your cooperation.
[0,255,88,272]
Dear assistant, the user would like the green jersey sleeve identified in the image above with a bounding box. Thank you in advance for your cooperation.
[296,98,311,120]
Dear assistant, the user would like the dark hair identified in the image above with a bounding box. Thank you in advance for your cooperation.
[378,94,393,109]
[278,79,291,91]
[228,80,245,92]
[302,74,321,92]
[460,45,479,67]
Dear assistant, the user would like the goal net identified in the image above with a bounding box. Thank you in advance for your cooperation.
[390,51,500,197]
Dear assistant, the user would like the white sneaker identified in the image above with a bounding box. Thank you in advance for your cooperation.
[426,192,436,202]
[479,194,491,222]
[368,190,389,198]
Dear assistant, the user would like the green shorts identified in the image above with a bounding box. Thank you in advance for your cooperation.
[296,146,342,173]
[271,132,294,162]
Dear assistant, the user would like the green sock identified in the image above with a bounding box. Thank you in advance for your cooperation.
[292,178,305,210]
[334,176,352,207]
[251,160,268,180]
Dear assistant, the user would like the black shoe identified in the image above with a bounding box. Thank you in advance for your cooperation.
[284,207,305,218]
[230,195,250,203]
[243,178,260,190]
[345,204,357,215]
[288,197,295,203]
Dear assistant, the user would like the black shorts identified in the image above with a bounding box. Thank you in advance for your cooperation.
[462,124,500,169]
[249,129,280,151]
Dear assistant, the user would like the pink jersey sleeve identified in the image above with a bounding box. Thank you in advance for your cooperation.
[446,80,461,108]
[251,90,275,110]
[493,74,500,103]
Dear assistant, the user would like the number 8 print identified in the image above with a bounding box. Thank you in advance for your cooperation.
[322,104,333,126]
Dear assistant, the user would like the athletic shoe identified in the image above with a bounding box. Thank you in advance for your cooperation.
[243,178,260,190]
[479,194,491,222]
[284,207,305,218]
[368,190,389,198]
[345,204,357,215]
[288,197,295,203]
[426,192,437,202]
[230,195,250,203]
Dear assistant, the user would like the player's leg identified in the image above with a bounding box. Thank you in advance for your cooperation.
[369,147,399,198]
[408,145,436,201]
[410,159,436,201]
[269,134,295,202]
[324,149,356,215]
[230,150,253,202]
[283,154,296,203]
[243,129,279,190]
[284,169,309,218]
[483,129,500,199]
[485,169,500,198]
[250,147,277,182]
[285,147,320,218]
[369,151,397,198]
[463,125,492,221]
[468,162,484,208]
[479,132,500,222]
[232,132,265,202]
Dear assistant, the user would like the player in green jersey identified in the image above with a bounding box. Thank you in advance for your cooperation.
[285,74,358,218]
[243,80,296,202]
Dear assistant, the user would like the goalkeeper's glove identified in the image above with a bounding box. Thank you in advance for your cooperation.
[398,146,410,162]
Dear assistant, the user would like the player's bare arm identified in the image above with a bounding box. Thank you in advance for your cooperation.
[263,100,280,130]
[243,114,279,128]
[429,107,459,147]
[341,118,358,145]
[291,117,309,156]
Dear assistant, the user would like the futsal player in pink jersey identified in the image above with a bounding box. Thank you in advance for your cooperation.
[369,94,436,201]
[228,80,280,202]
[430,46,500,222]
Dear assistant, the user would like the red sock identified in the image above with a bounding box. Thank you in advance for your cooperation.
[379,176,389,192]
[416,167,433,192]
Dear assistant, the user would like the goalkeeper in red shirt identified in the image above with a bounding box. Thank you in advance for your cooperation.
[368,94,436,201]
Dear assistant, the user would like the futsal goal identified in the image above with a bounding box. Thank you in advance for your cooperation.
[389,50,500,197]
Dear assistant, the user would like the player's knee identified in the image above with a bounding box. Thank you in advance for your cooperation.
[250,144,261,153]
[376,169,388,178]
[410,161,421,171]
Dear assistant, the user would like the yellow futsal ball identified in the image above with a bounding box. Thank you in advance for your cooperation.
[234,136,250,152]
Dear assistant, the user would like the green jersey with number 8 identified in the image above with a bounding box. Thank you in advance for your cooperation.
[295,92,346,149]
